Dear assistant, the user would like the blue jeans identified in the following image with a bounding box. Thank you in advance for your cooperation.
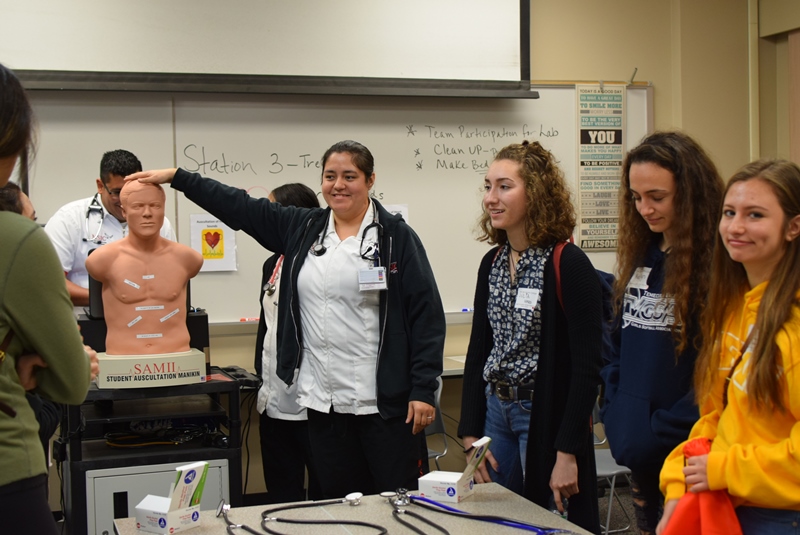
[483,386,532,495]
[737,507,800,535]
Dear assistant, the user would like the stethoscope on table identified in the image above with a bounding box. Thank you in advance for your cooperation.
[380,488,580,535]
[216,489,581,535]
[217,493,388,535]
[83,194,107,244]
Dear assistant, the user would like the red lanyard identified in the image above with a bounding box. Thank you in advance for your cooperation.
[265,255,284,296]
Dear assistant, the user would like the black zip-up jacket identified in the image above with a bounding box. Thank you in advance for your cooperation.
[459,244,602,534]
[172,169,445,418]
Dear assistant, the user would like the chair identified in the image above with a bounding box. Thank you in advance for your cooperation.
[424,376,448,470]
[594,401,632,535]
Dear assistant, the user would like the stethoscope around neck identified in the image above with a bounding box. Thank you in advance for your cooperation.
[83,194,107,244]
[264,256,284,296]
[311,200,383,266]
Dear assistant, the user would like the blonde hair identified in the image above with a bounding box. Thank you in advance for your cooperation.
[696,160,800,412]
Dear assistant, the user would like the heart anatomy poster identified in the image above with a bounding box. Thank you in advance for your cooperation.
[190,215,237,272]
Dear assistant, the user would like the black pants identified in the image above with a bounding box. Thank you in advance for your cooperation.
[259,412,322,504]
[629,469,664,534]
[307,408,422,498]
[0,474,59,535]
[26,393,60,461]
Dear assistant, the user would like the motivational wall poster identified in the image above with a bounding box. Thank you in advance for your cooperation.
[576,84,625,251]
[190,215,237,272]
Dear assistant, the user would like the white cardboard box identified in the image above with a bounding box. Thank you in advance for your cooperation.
[96,348,206,389]
[135,495,200,534]
[135,462,208,534]
[418,436,491,503]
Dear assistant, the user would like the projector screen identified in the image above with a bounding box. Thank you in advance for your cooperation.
[1,0,524,82]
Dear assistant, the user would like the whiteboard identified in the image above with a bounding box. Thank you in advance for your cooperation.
[27,91,177,230]
[29,86,651,322]
[1,0,521,82]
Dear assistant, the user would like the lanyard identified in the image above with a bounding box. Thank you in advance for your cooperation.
[265,256,284,296]
[722,331,753,410]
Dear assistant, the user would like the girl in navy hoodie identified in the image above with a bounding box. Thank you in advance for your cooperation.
[600,131,723,535]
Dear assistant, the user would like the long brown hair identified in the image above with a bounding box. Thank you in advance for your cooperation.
[614,131,723,355]
[477,141,575,248]
[696,159,800,412]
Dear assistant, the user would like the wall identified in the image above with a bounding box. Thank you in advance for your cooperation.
[676,1,750,176]
[758,1,800,160]
[760,0,800,37]
[530,0,751,178]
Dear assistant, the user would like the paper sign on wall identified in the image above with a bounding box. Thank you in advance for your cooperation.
[576,83,625,251]
[190,215,237,272]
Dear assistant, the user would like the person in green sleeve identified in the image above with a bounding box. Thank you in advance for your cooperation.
[0,63,98,535]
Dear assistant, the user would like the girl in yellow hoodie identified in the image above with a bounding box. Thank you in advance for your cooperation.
[657,159,800,535]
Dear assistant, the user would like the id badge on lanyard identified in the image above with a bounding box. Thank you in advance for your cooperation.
[358,266,388,291]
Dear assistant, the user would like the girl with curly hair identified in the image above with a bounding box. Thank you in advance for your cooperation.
[459,141,603,533]
[600,131,724,534]
[658,160,800,534]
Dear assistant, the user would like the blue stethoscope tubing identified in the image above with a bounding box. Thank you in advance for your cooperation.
[409,495,580,535]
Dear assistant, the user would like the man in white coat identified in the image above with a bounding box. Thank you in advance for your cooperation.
[44,149,175,305]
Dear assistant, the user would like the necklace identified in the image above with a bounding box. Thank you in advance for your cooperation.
[508,244,527,270]
[508,246,523,284]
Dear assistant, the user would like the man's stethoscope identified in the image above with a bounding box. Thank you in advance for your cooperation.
[83,194,107,244]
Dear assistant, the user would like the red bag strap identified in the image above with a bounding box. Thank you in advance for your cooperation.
[505,240,571,311]
[553,239,592,434]
[553,241,568,311]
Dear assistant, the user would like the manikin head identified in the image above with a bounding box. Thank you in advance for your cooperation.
[119,180,166,240]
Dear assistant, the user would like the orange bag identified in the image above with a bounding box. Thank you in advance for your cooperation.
[662,437,742,535]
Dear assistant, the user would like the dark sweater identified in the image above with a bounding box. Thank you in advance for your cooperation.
[459,244,602,534]
[600,242,699,474]
[172,169,445,418]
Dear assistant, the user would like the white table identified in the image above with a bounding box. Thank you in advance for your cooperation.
[114,483,592,534]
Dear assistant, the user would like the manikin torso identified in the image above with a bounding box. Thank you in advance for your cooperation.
[86,181,203,355]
